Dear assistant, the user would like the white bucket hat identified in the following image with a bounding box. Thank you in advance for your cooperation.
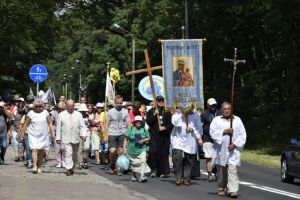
[95,102,104,108]
[78,103,88,112]
[133,115,143,123]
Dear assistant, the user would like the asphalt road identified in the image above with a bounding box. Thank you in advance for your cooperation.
[90,158,300,200]
[1,146,299,200]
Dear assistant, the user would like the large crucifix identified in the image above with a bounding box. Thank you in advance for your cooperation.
[224,48,246,144]
[126,49,163,126]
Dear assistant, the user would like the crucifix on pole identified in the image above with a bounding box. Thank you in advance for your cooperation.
[224,48,246,144]
[126,49,163,126]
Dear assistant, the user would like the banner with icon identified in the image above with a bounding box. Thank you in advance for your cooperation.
[161,39,204,112]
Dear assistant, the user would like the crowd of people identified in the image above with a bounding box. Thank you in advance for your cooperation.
[0,94,246,198]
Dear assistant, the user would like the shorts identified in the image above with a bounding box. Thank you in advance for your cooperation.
[91,132,100,151]
[100,141,109,154]
[203,142,215,158]
[108,135,125,149]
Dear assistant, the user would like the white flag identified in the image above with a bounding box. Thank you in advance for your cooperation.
[29,87,35,97]
[42,87,55,105]
[105,73,115,101]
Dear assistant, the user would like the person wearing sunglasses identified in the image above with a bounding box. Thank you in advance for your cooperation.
[22,99,54,174]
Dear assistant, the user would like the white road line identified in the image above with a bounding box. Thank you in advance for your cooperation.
[200,170,300,199]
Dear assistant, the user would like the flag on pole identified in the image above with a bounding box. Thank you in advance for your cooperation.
[105,73,115,101]
[29,87,35,97]
[42,87,55,105]
[161,39,204,113]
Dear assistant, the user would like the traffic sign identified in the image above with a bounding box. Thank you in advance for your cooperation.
[29,64,48,83]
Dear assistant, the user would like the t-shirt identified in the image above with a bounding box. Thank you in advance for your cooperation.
[107,108,130,136]
[125,126,149,155]
[0,114,7,136]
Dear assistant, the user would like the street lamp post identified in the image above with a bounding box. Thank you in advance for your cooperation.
[113,23,135,102]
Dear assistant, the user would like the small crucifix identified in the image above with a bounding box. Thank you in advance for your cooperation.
[126,49,163,125]
[224,48,246,144]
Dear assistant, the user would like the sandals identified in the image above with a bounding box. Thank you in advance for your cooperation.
[78,163,83,170]
[83,162,89,169]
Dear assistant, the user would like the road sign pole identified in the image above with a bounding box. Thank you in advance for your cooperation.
[37,83,39,98]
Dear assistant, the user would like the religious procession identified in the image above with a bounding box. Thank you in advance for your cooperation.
[1,1,299,200]
[0,40,246,199]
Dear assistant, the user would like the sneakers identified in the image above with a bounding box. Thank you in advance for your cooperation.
[207,172,214,182]
[131,176,137,181]
[138,176,147,183]
[27,162,33,169]
[150,171,157,178]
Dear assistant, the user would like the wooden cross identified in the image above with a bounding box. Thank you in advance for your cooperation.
[126,49,163,125]
[224,48,246,144]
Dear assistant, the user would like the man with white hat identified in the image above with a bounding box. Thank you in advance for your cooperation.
[201,98,222,181]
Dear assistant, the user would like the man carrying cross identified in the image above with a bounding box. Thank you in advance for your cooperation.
[126,49,173,178]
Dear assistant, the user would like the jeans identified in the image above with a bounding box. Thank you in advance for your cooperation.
[24,134,32,161]
[0,134,8,162]
[12,131,23,153]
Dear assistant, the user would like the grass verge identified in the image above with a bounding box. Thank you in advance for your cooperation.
[241,149,281,169]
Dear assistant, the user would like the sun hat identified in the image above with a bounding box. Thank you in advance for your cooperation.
[13,95,21,101]
[78,103,88,112]
[26,95,35,101]
[74,103,81,110]
[133,115,143,123]
[95,102,104,108]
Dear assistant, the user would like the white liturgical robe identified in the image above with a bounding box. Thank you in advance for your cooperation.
[210,115,247,166]
[171,110,203,154]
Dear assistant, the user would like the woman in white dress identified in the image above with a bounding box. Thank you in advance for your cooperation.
[22,99,54,174]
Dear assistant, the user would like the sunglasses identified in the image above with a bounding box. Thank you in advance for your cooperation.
[35,106,42,108]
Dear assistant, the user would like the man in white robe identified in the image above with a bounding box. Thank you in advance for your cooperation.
[171,108,203,186]
[210,102,246,198]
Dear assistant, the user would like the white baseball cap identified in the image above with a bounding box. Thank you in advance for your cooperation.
[207,98,217,106]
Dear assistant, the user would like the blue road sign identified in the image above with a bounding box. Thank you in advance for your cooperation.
[29,64,48,83]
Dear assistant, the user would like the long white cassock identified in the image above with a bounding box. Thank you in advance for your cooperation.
[210,116,247,166]
[171,110,203,154]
